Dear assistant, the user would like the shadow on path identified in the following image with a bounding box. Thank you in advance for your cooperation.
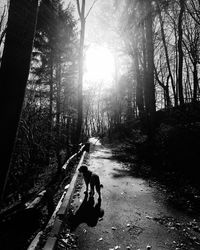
[68,193,104,231]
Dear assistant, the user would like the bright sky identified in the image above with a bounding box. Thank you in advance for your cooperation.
[84,45,115,85]
[0,0,116,90]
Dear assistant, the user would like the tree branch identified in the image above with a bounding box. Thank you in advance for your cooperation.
[85,0,98,20]
[76,0,81,18]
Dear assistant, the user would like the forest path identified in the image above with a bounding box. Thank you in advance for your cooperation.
[67,139,200,250]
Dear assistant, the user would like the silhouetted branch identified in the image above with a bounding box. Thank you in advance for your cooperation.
[85,0,98,20]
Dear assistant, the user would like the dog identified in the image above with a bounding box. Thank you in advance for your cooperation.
[78,164,103,200]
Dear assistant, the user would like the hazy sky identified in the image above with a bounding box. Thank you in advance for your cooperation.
[0,0,119,87]
[0,0,114,54]
[0,0,101,39]
[0,0,115,51]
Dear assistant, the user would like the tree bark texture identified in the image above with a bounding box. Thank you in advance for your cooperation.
[0,0,39,203]
[135,47,145,117]
[145,0,156,116]
[177,0,185,105]
[157,3,174,107]
[76,0,86,144]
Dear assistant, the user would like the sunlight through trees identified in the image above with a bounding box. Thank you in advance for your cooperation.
[1,0,200,223]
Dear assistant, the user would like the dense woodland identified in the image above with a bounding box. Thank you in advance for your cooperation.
[0,0,200,213]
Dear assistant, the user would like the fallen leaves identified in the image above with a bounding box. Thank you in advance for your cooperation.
[109,246,121,250]
[152,216,200,247]
[145,215,153,220]
[57,230,77,249]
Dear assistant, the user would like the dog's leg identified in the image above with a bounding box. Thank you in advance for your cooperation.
[96,185,101,200]
[90,182,95,197]
[96,176,102,200]
[85,182,89,194]
[84,177,89,194]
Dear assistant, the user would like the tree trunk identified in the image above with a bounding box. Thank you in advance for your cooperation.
[177,0,185,105]
[56,62,61,131]
[0,0,39,204]
[56,60,62,170]
[49,54,53,131]
[157,3,174,107]
[154,65,171,108]
[145,0,156,116]
[127,79,133,121]
[135,47,144,117]
[193,62,198,102]
[142,0,156,137]
[76,0,86,144]
[142,20,148,114]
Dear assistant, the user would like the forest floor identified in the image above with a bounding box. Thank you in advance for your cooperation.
[57,139,200,250]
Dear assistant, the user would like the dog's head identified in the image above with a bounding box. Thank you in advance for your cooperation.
[78,164,88,173]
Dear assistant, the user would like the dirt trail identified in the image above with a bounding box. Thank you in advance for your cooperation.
[68,140,200,250]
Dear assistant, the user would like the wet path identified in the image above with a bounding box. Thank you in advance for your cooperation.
[69,141,200,250]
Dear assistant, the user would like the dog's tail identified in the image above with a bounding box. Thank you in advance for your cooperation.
[100,184,103,188]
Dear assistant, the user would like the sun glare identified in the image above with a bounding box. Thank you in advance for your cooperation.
[84,45,115,85]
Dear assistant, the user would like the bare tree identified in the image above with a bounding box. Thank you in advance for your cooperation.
[177,0,185,105]
[76,0,86,144]
[76,0,98,144]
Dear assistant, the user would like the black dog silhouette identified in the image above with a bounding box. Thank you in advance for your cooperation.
[68,193,104,231]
